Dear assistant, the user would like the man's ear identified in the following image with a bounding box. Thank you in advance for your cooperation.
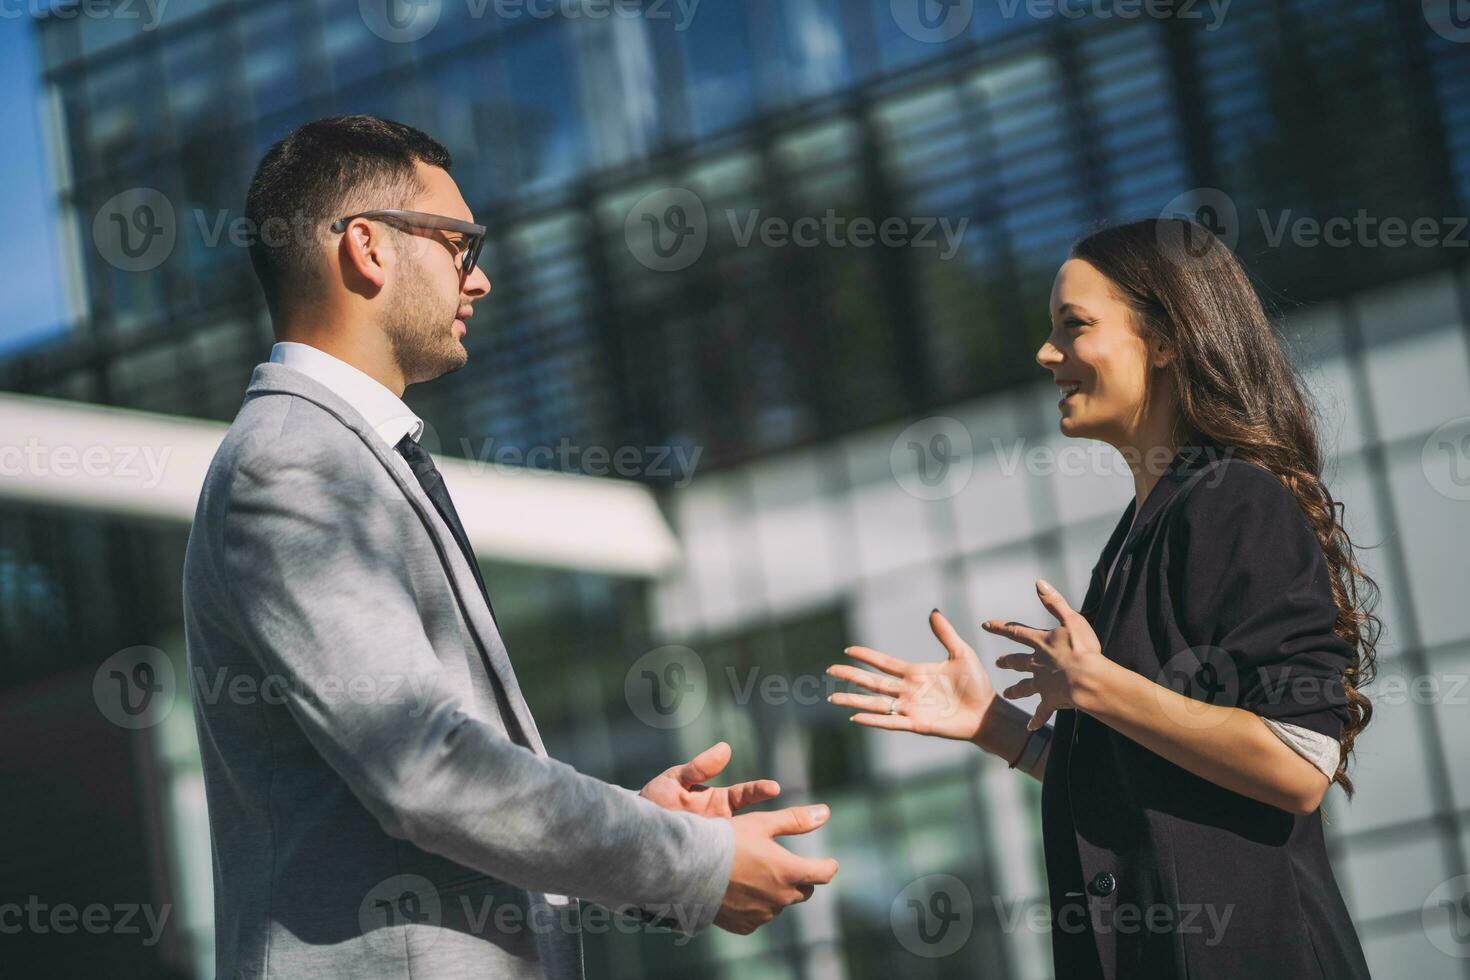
[342,219,389,289]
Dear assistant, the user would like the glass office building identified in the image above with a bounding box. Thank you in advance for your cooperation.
[4,0,1470,976]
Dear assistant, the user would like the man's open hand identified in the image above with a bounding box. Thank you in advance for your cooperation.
[639,742,781,818]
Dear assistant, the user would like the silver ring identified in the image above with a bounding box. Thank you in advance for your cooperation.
[886,697,899,715]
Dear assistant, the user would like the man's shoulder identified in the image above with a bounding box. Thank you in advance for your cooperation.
[209,390,387,509]
[223,390,366,467]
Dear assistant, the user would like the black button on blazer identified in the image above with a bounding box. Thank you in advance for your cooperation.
[1040,431,1372,980]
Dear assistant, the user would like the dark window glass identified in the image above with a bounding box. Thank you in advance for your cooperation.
[502,22,587,192]
[676,1,757,137]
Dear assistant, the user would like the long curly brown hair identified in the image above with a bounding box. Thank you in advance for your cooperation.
[1071,217,1381,797]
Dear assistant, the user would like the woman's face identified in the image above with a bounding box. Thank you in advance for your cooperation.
[1037,258,1168,444]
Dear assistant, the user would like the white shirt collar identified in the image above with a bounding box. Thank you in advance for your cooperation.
[268,342,424,450]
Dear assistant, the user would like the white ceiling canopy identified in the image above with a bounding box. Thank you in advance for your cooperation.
[0,392,681,579]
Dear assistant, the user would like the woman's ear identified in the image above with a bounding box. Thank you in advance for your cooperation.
[1149,338,1175,370]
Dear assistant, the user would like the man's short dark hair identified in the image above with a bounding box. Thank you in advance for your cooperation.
[243,115,452,327]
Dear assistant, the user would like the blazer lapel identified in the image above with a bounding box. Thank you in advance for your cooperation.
[1086,429,1225,657]
[244,363,548,757]
[1077,562,1107,622]
[1081,500,1135,634]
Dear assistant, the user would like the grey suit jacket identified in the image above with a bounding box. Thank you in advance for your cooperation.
[182,362,734,979]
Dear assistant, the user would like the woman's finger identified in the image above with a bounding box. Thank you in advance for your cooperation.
[982,619,1048,649]
[928,609,974,662]
[828,691,898,714]
[826,663,904,696]
[1003,678,1037,700]
[1028,699,1056,731]
[994,652,1036,672]
[843,645,911,677]
[848,712,916,732]
[1034,578,1079,626]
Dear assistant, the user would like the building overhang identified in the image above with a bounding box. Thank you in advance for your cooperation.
[0,392,681,579]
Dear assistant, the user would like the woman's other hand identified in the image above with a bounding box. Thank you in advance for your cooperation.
[987,578,1112,731]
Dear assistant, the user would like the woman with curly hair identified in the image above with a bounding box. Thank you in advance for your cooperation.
[829,219,1379,979]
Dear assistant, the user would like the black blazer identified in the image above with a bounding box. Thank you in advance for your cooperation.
[1041,431,1371,980]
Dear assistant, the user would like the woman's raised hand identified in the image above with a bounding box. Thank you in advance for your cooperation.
[985,578,1110,731]
[826,610,998,741]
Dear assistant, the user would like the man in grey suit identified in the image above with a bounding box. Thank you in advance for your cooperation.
[182,115,838,979]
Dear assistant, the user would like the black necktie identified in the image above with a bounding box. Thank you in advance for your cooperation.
[396,433,535,748]
[395,433,499,627]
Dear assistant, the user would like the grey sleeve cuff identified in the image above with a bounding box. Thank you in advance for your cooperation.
[673,812,735,935]
[1261,717,1341,780]
[614,789,735,937]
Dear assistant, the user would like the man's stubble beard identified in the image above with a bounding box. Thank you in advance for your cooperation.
[383,252,467,385]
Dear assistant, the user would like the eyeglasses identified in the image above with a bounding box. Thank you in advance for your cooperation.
[330,209,486,280]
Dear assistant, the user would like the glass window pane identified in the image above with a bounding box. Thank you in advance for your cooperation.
[502,22,587,192]
[676,1,756,137]
[240,2,324,118]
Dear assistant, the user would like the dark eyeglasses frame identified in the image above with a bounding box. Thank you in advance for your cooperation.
[330,209,487,280]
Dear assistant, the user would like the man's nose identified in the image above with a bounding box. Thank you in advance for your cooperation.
[463,265,491,297]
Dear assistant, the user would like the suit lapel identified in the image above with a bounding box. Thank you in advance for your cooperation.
[1084,432,1224,657]
[1081,500,1134,631]
[1077,562,1107,621]
[244,364,548,757]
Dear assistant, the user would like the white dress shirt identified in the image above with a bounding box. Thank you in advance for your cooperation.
[1103,512,1341,781]
[269,342,424,450]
